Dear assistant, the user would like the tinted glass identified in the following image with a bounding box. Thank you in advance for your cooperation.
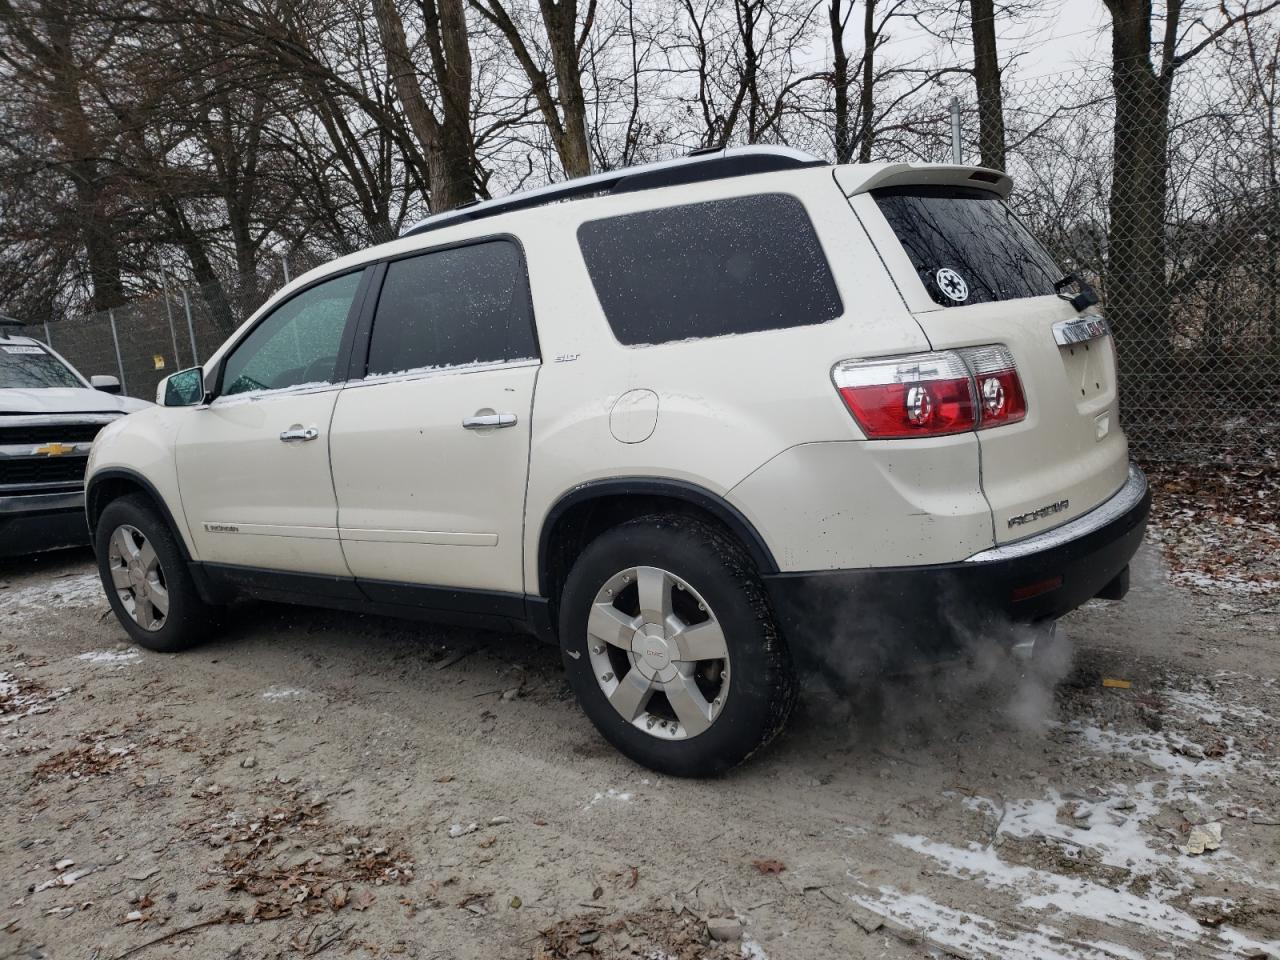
[577,194,842,345]
[221,271,361,396]
[873,187,1061,307]
[366,240,536,376]
[0,344,83,389]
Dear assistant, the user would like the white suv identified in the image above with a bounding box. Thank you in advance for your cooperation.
[85,147,1149,775]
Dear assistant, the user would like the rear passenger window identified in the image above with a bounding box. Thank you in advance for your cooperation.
[366,240,537,376]
[577,194,842,346]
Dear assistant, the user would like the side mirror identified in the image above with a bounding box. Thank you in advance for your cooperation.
[90,375,121,394]
[159,367,206,407]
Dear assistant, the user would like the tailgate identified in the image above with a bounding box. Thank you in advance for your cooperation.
[844,177,1130,543]
[913,298,1129,542]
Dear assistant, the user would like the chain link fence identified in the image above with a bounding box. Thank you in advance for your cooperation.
[952,61,1279,467]
[9,251,326,404]
[10,62,1277,466]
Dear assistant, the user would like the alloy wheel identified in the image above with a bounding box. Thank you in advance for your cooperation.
[587,565,729,740]
[107,524,168,632]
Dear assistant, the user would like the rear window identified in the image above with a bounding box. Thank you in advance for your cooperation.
[0,344,83,389]
[577,194,842,346]
[873,186,1061,307]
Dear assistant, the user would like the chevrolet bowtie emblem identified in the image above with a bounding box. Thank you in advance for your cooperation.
[33,442,76,457]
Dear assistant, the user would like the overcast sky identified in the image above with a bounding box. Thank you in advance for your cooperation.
[795,1,1114,81]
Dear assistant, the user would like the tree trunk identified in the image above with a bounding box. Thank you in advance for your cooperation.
[472,0,593,178]
[830,0,852,163]
[374,0,476,211]
[540,0,592,176]
[1104,0,1171,374]
[969,0,1005,170]
[157,194,237,334]
[42,2,127,311]
[857,0,876,162]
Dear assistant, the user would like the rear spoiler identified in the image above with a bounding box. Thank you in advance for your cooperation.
[834,163,1012,199]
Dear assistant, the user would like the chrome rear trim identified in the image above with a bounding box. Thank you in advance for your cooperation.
[1052,314,1110,346]
[964,464,1147,563]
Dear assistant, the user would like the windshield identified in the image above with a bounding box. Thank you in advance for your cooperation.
[873,186,1061,308]
[0,343,84,389]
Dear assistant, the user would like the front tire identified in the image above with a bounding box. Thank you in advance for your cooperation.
[559,516,796,777]
[94,494,216,653]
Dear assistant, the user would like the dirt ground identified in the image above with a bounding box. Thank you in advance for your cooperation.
[2,476,1278,960]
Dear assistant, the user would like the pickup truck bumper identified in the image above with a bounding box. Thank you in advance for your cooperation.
[762,464,1151,672]
[0,489,88,557]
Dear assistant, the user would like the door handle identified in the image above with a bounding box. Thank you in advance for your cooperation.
[462,413,517,430]
[279,424,320,442]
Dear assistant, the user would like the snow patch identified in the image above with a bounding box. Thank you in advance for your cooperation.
[582,787,633,811]
[889,835,1278,957]
[846,884,1136,960]
[261,687,308,702]
[1,573,104,620]
[76,649,140,665]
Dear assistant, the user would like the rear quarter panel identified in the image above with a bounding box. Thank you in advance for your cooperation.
[519,168,936,590]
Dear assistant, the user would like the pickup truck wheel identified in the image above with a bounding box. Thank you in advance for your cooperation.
[559,516,795,777]
[95,495,215,653]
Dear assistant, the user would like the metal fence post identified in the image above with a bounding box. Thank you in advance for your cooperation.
[281,254,290,284]
[160,269,182,368]
[949,97,962,165]
[107,308,128,396]
[43,321,52,347]
[182,288,199,365]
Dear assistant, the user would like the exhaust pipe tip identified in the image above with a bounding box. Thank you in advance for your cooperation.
[1011,621,1059,663]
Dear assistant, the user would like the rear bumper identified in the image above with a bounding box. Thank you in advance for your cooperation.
[0,489,88,557]
[762,464,1150,669]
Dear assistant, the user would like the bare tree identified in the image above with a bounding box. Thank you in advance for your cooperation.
[470,0,596,177]
[0,0,130,311]
[1101,0,1279,356]
[373,0,479,211]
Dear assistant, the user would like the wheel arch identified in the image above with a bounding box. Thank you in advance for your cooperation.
[86,468,193,562]
[536,478,779,614]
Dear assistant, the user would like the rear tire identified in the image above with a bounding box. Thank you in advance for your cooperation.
[94,494,216,653]
[559,516,796,777]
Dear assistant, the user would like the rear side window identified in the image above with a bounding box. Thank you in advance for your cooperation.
[366,239,537,376]
[873,186,1061,307]
[577,194,842,346]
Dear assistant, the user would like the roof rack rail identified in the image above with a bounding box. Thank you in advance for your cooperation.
[402,145,825,239]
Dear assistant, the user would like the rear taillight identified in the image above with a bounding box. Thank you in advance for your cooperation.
[833,353,976,439]
[833,346,1027,439]
[961,344,1027,428]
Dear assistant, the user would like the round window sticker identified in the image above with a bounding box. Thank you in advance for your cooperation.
[935,267,969,303]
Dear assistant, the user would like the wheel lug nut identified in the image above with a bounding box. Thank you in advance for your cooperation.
[698,602,706,612]
[602,672,613,682]
[592,645,603,655]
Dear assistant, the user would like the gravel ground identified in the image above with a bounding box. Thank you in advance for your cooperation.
[1,519,1278,960]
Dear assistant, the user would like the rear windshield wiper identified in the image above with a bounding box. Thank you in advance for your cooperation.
[1054,272,1100,313]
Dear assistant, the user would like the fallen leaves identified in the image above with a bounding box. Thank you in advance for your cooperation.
[535,906,743,960]
[208,784,413,923]
[751,858,786,875]
[33,737,136,781]
[1145,463,1280,599]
